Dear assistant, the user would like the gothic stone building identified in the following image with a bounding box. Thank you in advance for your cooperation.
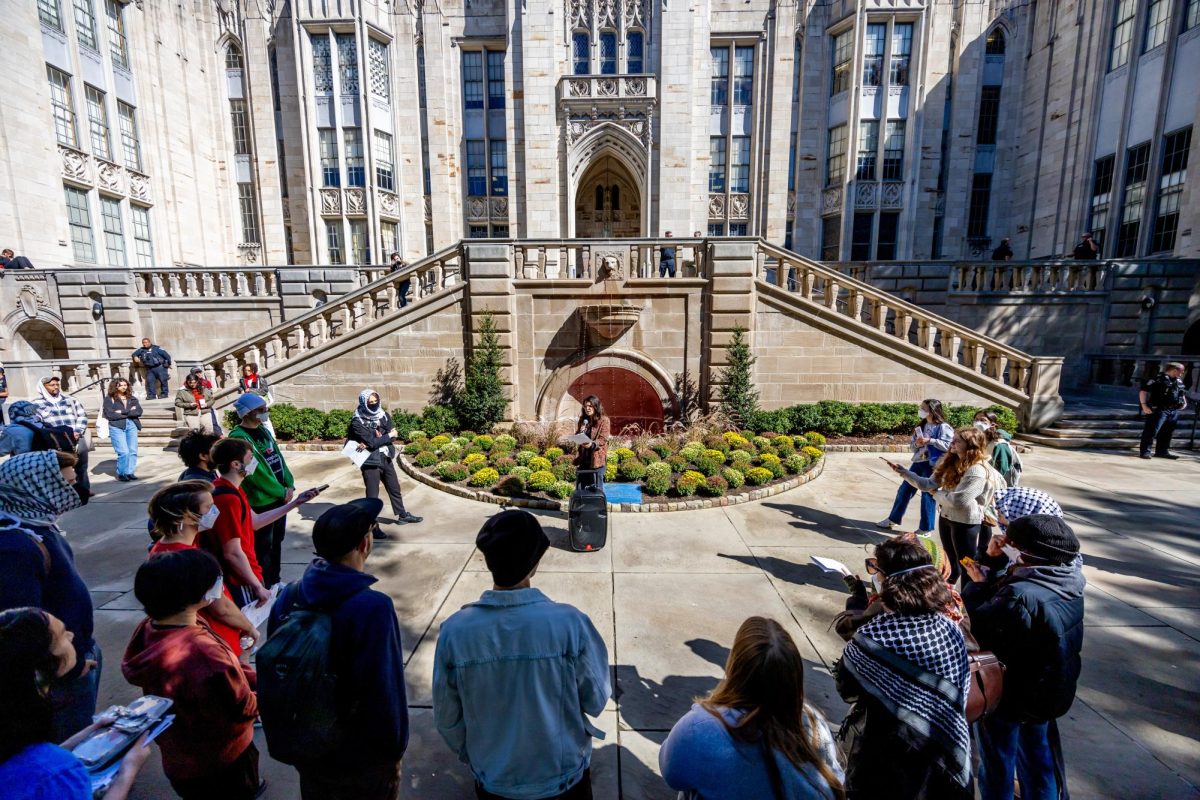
[3,0,1199,270]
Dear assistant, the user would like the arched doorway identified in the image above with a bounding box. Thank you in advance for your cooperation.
[566,367,664,434]
[11,319,69,360]
[574,156,642,239]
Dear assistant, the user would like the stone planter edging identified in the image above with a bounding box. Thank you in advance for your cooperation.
[396,452,825,513]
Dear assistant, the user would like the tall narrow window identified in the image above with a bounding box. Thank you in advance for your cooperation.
[64,186,96,262]
[106,0,128,69]
[237,184,259,243]
[380,221,398,257]
[312,35,333,92]
[1150,127,1191,253]
[490,139,508,195]
[343,128,364,187]
[788,132,797,192]
[1144,0,1170,52]
[985,28,1006,55]
[627,31,644,73]
[100,196,126,266]
[466,140,486,195]
[487,51,505,109]
[270,49,281,111]
[368,39,390,102]
[883,121,905,181]
[863,24,885,87]
[968,174,993,238]
[225,45,243,70]
[229,99,250,155]
[1089,156,1115,247]
[827,125,847,185]
[831,30,853,95]
[1110,0,1137,70]
[85,86,111,161]
[710,47,729,106]
[730,136,751,193]
[1116,142,1150,256]
[709,137,726,192]
[856,121,878,180]
[374,130,394,191]
[890,23,913,85]
[326,220,343,264]
[877,211,900,259]
[349,220,370,264]
[572,32,590,74]
[47,66,77,148]
[610,185,620,210]
[319,129,340,187]
[73,0,98,50]
[337,34,359,93]
[600,31,617,74]
[977,86,1001,145]
[733,46,754,105]
[821,216,842,260]
[130,205,153,267]
[851,212,874,260]
[1188,0,1200,30]
[462,52,484,109]
[117,103,141,170]
[708,222,726,237]
[39,0,63,31]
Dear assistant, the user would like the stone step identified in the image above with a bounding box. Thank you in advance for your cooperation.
[1018,433,1144,449]
[1035,426,1154,438]
[1045,418,1145,430]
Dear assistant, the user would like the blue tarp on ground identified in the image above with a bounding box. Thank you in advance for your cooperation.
[602,483,644,504]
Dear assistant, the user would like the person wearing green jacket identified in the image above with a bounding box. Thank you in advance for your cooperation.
[974,410,1021,487]
[229,393,295,586]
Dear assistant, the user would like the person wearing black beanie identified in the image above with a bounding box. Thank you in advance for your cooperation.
[963,513,1085,800]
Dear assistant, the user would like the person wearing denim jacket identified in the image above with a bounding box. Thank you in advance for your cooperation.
[434,510,611,800]
[879,399,954,535]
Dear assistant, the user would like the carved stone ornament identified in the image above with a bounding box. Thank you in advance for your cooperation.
[320,188,342,215]
[378,191,399,218]
[345,188,366,215]
[467,196,488,221]
[786,191,797,218]
[128,171,151,203]
[881,182,903,208]
[708,194,725,218]
[490,197,508,220]
[60,146,91,184]
[593,250,624,280]
[822,186,843,215]
[565,108,651,147]
[18,287,48,318]
[729,193,749,220]
[238,243,261,264]
[97,160,123,193]
[855,181,878,208]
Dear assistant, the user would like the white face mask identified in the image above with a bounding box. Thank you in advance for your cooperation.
[240,457,259,477]
[919,408,930,418]
[1001,544,1023,562]
[974,420,991,432]
[203,575,224,604]
[197,506,220,531]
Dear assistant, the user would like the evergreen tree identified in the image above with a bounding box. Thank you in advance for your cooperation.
[458,311,508,432]
[718,325,759,426]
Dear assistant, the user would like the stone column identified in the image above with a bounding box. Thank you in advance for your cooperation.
[704,241,758,410]
[1020,356,1065,431]
[464,243,517,420]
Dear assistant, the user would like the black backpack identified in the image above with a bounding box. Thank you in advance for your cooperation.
[256,588,344,765]
[19,421,76,454]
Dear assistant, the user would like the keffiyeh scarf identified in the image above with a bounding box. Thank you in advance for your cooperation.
[995,486,1062,525]
[354,388,385,425]
[840,612,971,787]
[0,450,82,525]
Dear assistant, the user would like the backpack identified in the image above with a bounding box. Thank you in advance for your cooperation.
[993,439,1022,487]
[256,588,344,765]
[18,421,76,454]
[211,484,251,527]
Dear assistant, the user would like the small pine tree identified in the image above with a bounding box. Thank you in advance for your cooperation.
[458,311,508,432]
[718,326,759,426]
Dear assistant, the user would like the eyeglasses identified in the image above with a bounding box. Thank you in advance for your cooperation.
[864,557,880,575]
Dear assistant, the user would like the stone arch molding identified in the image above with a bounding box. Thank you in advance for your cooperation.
[535,348,677,422]
[567,122,648,189]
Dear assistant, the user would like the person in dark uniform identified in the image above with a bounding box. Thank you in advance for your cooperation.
[991,238,1013,261]
[659,232,676,278]
[1072,232,1099,260]
[347,389,421,534]
[131,337,173,400]
[1138,362,1188,459]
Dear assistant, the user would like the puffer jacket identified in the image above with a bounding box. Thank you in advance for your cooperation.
[347,413,397,469]
[962,557,1085,722]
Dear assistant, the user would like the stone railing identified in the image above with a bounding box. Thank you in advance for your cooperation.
[1,357,145,407]
[133,268,280,299]
[193,246,464,402]
[1089,354,1200,395]
[558,74,656,102]
[757,241,1063,425]
[512,238,706,281]
[949,261,1110,294]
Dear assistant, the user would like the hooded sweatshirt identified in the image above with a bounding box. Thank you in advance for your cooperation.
[962,556,1086,721]
[266,559,409,767]
[121,618,258,781]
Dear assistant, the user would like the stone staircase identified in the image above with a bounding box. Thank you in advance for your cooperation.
[86,400,185,451]
[1020,395,1198,450]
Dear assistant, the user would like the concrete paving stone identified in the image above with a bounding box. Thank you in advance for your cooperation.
[1139,606,1200,643]
[611,510,758,573]
[616,728,675,800]
[1083,584,1171,628]
[369,542,476,660]
[1080,537,1200,609]
[723,498,887,547]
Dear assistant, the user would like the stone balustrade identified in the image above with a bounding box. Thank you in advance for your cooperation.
[1,357,146,406]
[558,74,656,102]
[949,261,1109,294]
[133,268,279,299]
[1089,354,1200,395]
[513,238,706,281]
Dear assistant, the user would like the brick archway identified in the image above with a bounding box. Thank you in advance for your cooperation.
[566,367,663,434]
[535,349,677,432]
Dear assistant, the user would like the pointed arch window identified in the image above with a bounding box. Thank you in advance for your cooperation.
[985,29,1006,55]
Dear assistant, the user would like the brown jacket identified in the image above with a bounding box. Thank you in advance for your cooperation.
[575,415,610,471]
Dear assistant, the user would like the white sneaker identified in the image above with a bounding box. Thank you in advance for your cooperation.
[915,529,934,536]
[876,518,898,530]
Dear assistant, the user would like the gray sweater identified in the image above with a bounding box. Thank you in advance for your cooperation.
[902,462,991,525]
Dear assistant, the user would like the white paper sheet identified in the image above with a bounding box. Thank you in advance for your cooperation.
[342,440,371,468]
[563,432,593,446]
[810,556,853,576]
[240,584,280,633]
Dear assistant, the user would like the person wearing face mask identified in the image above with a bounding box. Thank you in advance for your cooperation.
[878,399,953,536]
[961,516,1084,800]
[146,480,258,659]
[972,410,1021,487]
[229,392,296,587]
[347,388,422,532]
[122,549,263,800]
[204,438,322,607]
[975,486,1063,578]
[0,450,103,742]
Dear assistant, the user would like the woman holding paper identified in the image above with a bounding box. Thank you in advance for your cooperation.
[347,389,422,531]
[573,395,610,489]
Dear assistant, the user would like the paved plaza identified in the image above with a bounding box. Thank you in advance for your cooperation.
[67,446,1200,799]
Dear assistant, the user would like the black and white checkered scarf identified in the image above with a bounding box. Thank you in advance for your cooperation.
[0,450,82,525]
[840,611,972,786]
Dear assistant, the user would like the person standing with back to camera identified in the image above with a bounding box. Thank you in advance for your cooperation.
[574,395,610,490]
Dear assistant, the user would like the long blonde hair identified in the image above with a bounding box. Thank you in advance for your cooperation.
[932,426,989,489]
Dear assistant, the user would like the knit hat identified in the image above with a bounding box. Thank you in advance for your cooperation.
[312,498,383,560]
[1005,515,1079,565]
[232,392,267,419]
[476,509,549,588]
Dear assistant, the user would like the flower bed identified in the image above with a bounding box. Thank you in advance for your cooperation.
[398,428,826,507]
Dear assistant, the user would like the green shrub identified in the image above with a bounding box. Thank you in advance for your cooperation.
[675,470,705,496]
[263,403,297,439]
[323,409,354,440]
[459,430,478,440]
[464,452,487,467]
[459,312,508,432]
[605,462,618,482]
[644,474,671,496]
[718,326,760,425]
[496,475,526,496]
[723,432,751,449]
[666,454,689,473]
[515,449,537,466]
[606,451,620,465]
[441,443,463,461]
[757,453,782,467]
[272,407,325,442]
[702,448,726,462]
[493,456,517,475]
[553,462,577,483]
[548,481,574,500]
[494,434,518,451]
[528,456,553,473]
[985,404,1019,433]
[814,401,855,436]
[784,453,810,474]
[469,467,499,487]
[404,441,427,455]
[650,441,674,459]
[528,470,556,491]
[698,475,728,497]
[455,436,473,448]
[703,435,730,454]
[419,404,459,436]
[679,441,705,461]
[764,459,786,478]
[618,460,647,481]
[510,465,533,483]
[429,434,452,448]
[745,467,773,486]
[774,440,795,458]
[722,467,745,488]
[751,436,772,451]
[746,408,793,435]
[728,449,753,469]
[801,445,824,460]
[473,435,494,451]
[692,455,723,477]
[803,432,827,447]
[645,462,672,481]
[389,411,423,440]
[613,447,637,462]
[636,447,658,465]
[468,460,490,474]
[436,462,469,481]
[223,409,240,430]
[415,450,438,468]
[466,444,484,456]
[544,446,564,460]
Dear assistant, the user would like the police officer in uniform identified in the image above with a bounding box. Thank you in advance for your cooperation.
[1139,361,1189,459]
[131,337,173,400]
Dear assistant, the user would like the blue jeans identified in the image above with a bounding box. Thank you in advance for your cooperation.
[659,261,676,278]
[110,423,139,476]
[977,714,1067,800]
[888,459,937,530]
[50,642,102,743]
